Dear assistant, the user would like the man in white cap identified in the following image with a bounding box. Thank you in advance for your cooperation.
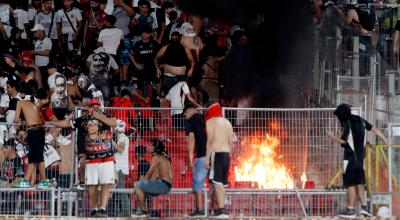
[32,24,52,84]
[180,22,203,62]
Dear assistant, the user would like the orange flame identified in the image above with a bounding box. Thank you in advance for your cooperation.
[234,133,294,189]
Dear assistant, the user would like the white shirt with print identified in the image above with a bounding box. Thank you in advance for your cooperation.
[34,37,52,67]
[35,11,58,39]
[28,7,38,21]
[56,8,82,34]
[48,72,62,90]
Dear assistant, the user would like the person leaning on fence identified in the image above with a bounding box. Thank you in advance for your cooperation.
[132,139,172,218]
[326,103,389,218]
[13,96,49,189]
[109,120,131,217]
[183,104,208,217]
[205,102,233,219]
[46,98,118,217]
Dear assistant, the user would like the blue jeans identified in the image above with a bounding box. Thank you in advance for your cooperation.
[192,157,208,192]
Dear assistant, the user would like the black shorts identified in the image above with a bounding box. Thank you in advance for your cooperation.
[209,152,230,187]
[343,157,365,187]
[27,127,45,163]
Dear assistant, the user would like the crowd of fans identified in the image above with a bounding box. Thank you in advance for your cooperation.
[0,0,250,217]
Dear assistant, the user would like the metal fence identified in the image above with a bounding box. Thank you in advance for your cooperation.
[0,188,55,216]
[0,107,397,217]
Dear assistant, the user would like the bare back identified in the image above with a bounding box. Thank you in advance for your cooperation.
[150,155,173,182]
[16,100,42,126]
[206,117,233,153]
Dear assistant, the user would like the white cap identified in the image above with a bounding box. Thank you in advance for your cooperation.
[180,22,196,37]
[31,24,45,32]
[115,120,126,133]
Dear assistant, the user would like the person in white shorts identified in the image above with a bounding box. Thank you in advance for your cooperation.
[47,98,118,217]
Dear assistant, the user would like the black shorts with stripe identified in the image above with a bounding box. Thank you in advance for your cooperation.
[209,152,230,187]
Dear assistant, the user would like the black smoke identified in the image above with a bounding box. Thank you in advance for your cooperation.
[175,0,314,107]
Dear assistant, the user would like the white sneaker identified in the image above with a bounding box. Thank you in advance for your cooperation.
[213,213,229,219]
[131,210,148,218]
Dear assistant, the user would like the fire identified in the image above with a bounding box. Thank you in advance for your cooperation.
[234,133,294,189]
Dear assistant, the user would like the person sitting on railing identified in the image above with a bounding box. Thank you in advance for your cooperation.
[132,139,172,218]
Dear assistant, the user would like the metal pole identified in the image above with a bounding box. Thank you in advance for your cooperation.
[50,188,55,217]
[57,188,61,217]
[388,123,393,215]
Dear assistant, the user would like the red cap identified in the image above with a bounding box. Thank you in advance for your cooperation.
[205,103,223,121]
[88,98,101,107]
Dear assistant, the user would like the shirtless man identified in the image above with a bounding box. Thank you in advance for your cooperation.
[205,103,233,218]
[14,98,49,188]
[132,139,173,218]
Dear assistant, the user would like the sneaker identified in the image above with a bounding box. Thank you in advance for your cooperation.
[337,208,356,219]
[72,183,86,191]
[213,209,229,219]
[96,208,108,217]
[13,179,31,188]
[36,180,50,189]
[360,205,372,217]
[131,210,148,218]
[90,209,98,217]
[189,209,205,217]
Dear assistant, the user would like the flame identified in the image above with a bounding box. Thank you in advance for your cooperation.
[234,133,294,189]
[301,172,307,189]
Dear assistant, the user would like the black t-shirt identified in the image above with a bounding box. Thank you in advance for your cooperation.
[137,159,150,180]
[131,40,160,66]
[340,115,372,160]
[72,116,87,155]
[0,156,24,183]
[185,113,207,158]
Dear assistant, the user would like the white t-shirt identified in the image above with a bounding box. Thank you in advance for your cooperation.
[34,37,52,67]
[35,11,58,39]
[114,133,129,175]
[48,72,62,90]
[56,8,82,34]
[98,28,124,55]
[0,93,9,109]
[13,9,29,39]
[28,7,38,22]
[166,81,190,115]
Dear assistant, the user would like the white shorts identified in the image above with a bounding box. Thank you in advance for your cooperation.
[85,161,115,185]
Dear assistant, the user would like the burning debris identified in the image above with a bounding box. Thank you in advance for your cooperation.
[234,132,294,189]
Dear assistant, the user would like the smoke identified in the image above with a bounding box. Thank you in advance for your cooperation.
[175,0,314,107]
